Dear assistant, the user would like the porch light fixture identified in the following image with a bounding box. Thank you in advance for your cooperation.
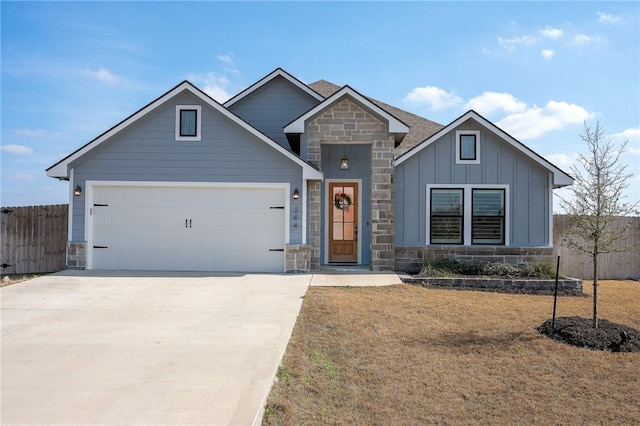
[293,188,300,199]
[340,156,349,170]
[74,185,82,197]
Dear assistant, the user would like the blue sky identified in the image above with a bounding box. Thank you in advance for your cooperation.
[2,1,639,209]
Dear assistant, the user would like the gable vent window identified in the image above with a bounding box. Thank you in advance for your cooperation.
[175,105,202,141]
[455,130,480,164]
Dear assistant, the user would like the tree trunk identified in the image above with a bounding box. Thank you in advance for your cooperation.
[592,253,598,329]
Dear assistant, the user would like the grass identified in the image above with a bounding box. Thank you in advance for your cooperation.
[0,274,43,287]
[263,280,640,425]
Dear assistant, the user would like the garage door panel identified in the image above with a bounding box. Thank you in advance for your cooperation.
[91,185,286,272]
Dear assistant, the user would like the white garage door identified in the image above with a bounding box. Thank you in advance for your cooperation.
[89,185,286,272]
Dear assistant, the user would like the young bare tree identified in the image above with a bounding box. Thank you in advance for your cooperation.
[559,121,638,328]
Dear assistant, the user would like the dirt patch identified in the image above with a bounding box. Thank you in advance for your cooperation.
[538,316,640,352]
[1,274,43,287]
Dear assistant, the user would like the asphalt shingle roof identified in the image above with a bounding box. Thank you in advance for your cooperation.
[308,80,445,156]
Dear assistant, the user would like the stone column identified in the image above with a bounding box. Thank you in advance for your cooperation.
[308,180,321,270]
[370,136,396,271]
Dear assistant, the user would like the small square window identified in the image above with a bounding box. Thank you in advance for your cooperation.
[455,130,480,164]
[175,105,201,141]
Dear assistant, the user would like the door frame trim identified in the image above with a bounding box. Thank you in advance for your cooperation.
[84,180,290,270]
[323,179,362,264]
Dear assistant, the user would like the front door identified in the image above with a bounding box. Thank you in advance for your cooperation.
[329,182,358,263]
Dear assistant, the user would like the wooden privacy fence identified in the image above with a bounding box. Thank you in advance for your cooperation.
[553,215,640,280]
[1,204,68,275]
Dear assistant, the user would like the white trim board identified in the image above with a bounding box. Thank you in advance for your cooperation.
[425,184,510,246]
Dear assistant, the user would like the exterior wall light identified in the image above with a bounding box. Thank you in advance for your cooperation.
[74,185,82,197]
[292,188,300,199]
[340,156,349,170]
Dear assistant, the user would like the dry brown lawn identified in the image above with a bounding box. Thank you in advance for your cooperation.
[263,280,640,425]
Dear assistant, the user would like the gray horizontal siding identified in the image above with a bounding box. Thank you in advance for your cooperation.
[228,75,320,149]
[71,91,303,243]
[395,119,551,246]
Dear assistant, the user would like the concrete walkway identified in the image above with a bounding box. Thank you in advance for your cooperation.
[309,269,402,287]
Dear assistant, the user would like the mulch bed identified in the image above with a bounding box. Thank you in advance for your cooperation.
[538,316,640,353]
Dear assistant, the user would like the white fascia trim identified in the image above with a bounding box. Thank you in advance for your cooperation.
[301,181,307,245]
[68,168,74,241]
[284,86,409,134]
[425,184,510,246]
[84,180,291,270]
[224,68,324,107]
[47,81,323,181]
[395,110,574,187]
[548,173,554,247]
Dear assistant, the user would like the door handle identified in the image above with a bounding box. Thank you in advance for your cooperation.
[355,225,358,241]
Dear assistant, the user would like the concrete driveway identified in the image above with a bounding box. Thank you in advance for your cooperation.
[1,270,311,425]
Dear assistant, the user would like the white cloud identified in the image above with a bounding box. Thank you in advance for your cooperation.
[82,68,121,84]
[7,173,37,181]
[217,54,235,66]
[544,153,576,171]
[497,101,594,140]
[497,35,536,51]
[464,92,527,116]
[13,128,49,137]
[609,127,640,142]
[1,144,34,155]
[541,49,555,59]
[187,72,232,102]
[540,27,563,39]
[404,86,463,110]
[597,12,621,24]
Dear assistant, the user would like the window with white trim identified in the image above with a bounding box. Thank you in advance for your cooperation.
[472,189,505,244]
[428,185,508,246]
[175,105,201,141]
[455,130,480,164]
[430,188,464,244]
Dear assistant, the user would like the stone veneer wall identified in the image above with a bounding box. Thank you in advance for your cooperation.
[67,241,87,269]
[308,180,321,270]
[285,244,312,273]
[307,98,395,271]
[395,245,555,273]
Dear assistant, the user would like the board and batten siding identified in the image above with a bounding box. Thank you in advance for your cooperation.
[395,119,551,246]
[70,92,304,243]
[228,75,320,149]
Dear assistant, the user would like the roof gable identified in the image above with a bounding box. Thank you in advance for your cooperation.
[224,68,324,107]
[46,81,323,180]
[394,110,574,188]
[284,85,409,138]
[308,80,444,153]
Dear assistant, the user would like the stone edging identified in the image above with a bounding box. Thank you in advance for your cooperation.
[400,275,583,295]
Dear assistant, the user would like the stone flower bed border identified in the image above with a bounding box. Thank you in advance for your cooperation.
[400,275,583,295]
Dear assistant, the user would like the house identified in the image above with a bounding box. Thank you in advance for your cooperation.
[47,68,573,273]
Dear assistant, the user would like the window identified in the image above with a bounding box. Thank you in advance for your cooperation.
[175,105,201,141]
[472,189,505,244]
[430,188,463,244]
[455,130,480,164]
[427,185,508,246]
